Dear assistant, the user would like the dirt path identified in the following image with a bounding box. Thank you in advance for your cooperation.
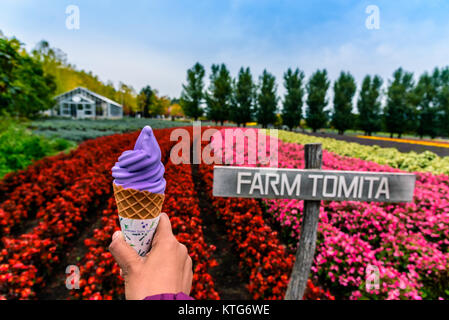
[191,164,252,300]
[303,132,449,157]
[37,195,111,300]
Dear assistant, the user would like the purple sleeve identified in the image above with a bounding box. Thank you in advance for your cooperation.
[143,292,194,300]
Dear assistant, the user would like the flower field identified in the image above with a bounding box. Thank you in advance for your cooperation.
[265,142,449,299]
[0,126,448,300]
[215,128,449,299]
[266,130,449,175]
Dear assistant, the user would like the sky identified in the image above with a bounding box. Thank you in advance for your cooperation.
[1,0,449,99]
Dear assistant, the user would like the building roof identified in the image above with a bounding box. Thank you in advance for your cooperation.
[60,94,95,104]
[54,87,123,108]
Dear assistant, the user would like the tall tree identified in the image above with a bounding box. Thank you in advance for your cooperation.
[305,69,330,132]
[180,62,205,121]
[256,70,278,128]
[332,71,356,135]
[384,68,415,138]
[230,67,255,127]
[0,37,56,117]
[151,95,171,117]
[205,64,233,125]
[9,55,56,118]
[414,71,438,138]
[0,37,21,109]
[169,103,184,121]
[117,82,137,115]
[282,68,305,131]
[357,75,383,136]
[138,85,154,117]
[437,67,449,137]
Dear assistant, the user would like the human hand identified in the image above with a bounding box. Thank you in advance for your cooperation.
[109,212,193,300]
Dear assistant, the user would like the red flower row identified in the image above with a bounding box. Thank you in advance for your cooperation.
[71,128,219,300]
[0,134,138,236]
[0,131,149,299]
[162,159,219,300]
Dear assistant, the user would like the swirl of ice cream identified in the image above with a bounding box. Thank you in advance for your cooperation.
[112,126,166,194]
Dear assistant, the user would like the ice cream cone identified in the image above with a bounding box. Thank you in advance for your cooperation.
[111,126,166,256]
[113,183,164,220]
[113,183,165,256]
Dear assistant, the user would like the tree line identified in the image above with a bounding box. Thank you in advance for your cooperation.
[0,34,180,119]
[2,31,448,138]
[180,62,449,138]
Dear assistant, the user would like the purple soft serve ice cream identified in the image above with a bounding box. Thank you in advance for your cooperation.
[112,126,166,256]
[112,126,166,194]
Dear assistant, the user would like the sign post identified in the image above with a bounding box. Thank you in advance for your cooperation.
[285,143,322,300]
[212,143,416,300]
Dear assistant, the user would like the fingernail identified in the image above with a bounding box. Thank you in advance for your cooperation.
[112,231,122,240]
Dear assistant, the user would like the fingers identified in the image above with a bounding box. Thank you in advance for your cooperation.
[152,213,173,245]
[109,231,141,275]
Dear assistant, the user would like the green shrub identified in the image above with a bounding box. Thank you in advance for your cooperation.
[0,123,76,178]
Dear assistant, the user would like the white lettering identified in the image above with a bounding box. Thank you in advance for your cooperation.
[365,176,380,199]
[265,173,280,195]
[309,174,323,197]
[280,173,301,196]
[338,175,358,198]
[375,177,389,199]
[249,172,264,195]
[358,177,364,198]
[237,172,252,194]
[323,175,338,197]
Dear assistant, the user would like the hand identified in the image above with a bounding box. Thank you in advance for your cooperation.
[109,212,193,300]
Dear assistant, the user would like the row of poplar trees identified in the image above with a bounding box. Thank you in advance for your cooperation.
[180,62,449,138]
[180,63,280,128]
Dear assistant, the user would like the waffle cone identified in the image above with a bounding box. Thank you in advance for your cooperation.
[113,183,164,219]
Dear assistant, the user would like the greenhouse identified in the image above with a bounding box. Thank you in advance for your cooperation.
[52,87,123,119]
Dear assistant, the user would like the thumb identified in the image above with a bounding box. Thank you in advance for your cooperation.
[109,231,141,275]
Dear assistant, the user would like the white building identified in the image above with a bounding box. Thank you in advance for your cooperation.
[52,87,123,119]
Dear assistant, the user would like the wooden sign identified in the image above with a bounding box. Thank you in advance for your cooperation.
[211,143,416,301]
[213,167,415,203]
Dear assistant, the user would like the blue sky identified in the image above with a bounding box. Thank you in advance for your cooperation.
[1,0,449,98]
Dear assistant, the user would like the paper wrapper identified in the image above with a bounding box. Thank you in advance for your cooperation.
[118,215,160,256]
[113,184,165,256]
